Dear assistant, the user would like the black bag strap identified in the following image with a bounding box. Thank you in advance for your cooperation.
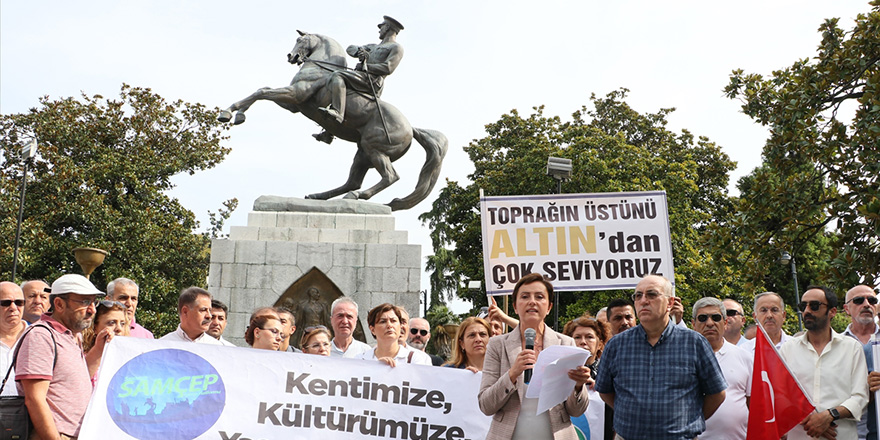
[407,350,414,364]
[1,324,57,394]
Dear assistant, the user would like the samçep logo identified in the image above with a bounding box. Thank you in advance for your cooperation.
[106,349,226,439]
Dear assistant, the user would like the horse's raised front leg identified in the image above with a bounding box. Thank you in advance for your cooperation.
[218,86,301,125]
[305,149,370,200]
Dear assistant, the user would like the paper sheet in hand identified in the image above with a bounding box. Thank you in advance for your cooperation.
[524,345,590,414]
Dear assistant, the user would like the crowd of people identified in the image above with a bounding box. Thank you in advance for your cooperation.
[1,272,878,440]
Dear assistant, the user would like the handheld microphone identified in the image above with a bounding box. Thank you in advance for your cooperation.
[524,328,536,384]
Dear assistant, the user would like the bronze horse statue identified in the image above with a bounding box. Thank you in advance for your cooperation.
[218,31,448,211]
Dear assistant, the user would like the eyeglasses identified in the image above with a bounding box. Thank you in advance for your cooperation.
[631,291,662,302]
[846,296,878,306]
[98,300,128,309]
[61,296,100,308]
[304,325,328,333]
[797,301,828,312]
[410,328,429,336]
[0,299,25,308]
[757,307,782,314]
[696,314,723,323]
[726,309,742,317]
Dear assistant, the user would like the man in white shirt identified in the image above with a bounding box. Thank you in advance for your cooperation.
[329,297,371,358]
[20,279,49,324]
[160,287,221,345]
[692,297,752,440]
[842,284,879,440]
[206,299,236,346]
[741,292,791,351]
[780,285,868,440]
[722,298,748,347]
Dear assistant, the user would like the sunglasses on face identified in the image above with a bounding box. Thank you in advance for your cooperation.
[303,325,327,333]
[0,299,25,307]
[98,300,128,309]
[797,301,828,312]
[410,328,429,336]
[846,296,878,306]
[726,309,742,317]
[696,313,723,323]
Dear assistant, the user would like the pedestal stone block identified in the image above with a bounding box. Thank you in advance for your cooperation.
[208,198,421,347]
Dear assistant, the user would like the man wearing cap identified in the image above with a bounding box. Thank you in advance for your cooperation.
[160,287,221,345]
[16,274,111,440]
[319,16,405,126]
[106,277,154,339]
[21,279,50,324]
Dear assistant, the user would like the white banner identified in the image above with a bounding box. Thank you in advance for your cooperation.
[80,337,490,440]
[480,191,674,295]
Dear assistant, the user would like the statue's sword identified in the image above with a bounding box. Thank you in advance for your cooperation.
[363,63,394,146]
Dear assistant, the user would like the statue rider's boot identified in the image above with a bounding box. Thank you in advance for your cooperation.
[319,106,344,124]
[312,131,334,144]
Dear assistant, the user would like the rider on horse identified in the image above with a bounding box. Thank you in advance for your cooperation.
[315,16,404,143]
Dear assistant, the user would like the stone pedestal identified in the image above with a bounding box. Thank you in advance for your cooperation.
[207,199,421,347]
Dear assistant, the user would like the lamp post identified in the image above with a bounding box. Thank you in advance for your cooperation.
[12,140,38,281]
[546,156,572,331]
[778,251,803,332]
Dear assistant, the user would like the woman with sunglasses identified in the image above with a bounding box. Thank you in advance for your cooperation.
[300,325,332,356]
[245,314,284,351]
[444,317,491,372]
[83,301,130,377]
[356,303,431,366]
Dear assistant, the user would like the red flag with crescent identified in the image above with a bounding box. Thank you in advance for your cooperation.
[746,324,815,440]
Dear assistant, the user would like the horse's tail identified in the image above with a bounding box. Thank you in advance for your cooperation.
[387,127,449,211]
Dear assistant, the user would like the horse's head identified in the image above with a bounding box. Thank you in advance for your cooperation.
[287,30,347,68]
[287,30,317,65]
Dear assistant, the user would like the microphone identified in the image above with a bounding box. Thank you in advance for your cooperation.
[524,328,536,384]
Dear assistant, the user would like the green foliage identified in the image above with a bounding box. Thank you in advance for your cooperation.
[419,89,737,326]
[722,3,880,296]
[0,84,231,336]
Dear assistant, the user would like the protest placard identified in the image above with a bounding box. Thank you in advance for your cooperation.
[479,191,674,294]
[80,337,490,440]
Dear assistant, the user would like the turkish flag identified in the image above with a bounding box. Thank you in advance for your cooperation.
[746,324,815,440]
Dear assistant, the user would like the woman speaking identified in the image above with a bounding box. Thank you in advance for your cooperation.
[478,273,591,440]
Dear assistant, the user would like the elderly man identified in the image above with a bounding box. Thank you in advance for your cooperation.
[206,299,235,346]
[408,317,444,366]
[107,277,153,339]
[16,274,108,440]
[21,279,50,324]
[691,297,752,440]
[606,298,636,336]
[779,286,868,440]
[1,282,27,397]
[596,275,727,439]
[722,298,748,347]
[160,287,221,345]
[329,297,371,358]
[741,292,791,351]
[842,284,879,440]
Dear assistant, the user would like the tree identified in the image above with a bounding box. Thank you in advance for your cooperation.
[420,89,737,324]
[723,2,880,292]
[0,84,231,335]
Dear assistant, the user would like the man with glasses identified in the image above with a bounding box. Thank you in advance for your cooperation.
[106,277,153,339]
[16,274,107,440]
[1,281,27,397]
[691,297,752,440]
[843,285,879,440]
[741,292,791,352]
[779,286,868,440]
[160,287,221,345]
[722,298,748,347]
[407,317,444,366]
[596,275,727,439]
[20,279,49,324]
[329,297,371,358]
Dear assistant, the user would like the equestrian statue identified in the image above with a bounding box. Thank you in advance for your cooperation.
[218,16,448,211]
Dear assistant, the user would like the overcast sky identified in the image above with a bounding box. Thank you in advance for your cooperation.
[1,1,870,313]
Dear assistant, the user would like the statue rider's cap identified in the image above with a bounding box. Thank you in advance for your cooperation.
[379,16,404,32]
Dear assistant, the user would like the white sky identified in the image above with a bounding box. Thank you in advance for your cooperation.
[1,1,870,314]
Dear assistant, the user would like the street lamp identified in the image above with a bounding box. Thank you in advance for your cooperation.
[12,140,38,281]
[778,251,804,332]
[546,156,572,330]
